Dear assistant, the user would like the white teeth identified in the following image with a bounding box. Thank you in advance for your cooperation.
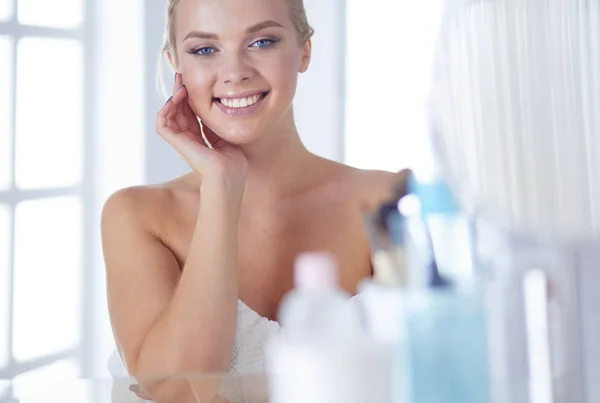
[220,94,262,108]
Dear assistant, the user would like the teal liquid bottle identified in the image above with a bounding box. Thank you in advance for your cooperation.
[404,175,490,403]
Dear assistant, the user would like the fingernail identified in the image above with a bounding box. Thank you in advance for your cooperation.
[164,95,173,106]
[129,384,141,393]
[176,85,185,93]
[174,72,177,83]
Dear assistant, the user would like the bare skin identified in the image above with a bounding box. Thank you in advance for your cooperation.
[101,0,410,401]
[104,163,404,402]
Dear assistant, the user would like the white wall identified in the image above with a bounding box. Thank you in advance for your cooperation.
[142,0,347,184]
[92,0,145,377]
[345,0,445,174]
[144,0,188,184]
[294,0,346,162]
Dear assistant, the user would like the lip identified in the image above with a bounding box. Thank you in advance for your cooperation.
[214,91,270,117]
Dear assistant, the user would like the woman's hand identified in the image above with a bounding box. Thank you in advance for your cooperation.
[157,73,248,195]
[129,383,152,401]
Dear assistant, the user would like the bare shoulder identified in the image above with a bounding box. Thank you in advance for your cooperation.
[337,164,409,210]
[353,169,399,191]
[101,173,199,234]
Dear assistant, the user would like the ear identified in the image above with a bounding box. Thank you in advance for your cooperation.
[166,50,179,72]
[298,39,312,73]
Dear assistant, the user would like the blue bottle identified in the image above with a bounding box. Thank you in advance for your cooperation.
[404,175,490,403]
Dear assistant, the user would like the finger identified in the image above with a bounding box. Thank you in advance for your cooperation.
[159,99,182,134]
[183,102,204,137]
[172,87,207,142]
[172,75,218,147]
[162,89,189,133]
[171,84,188,106]
[160,103,211,157]
[166,131,215,173]
[161,72,180,106]
[129,384,152,400]
[171,85,190,132]
[159,108,205,154]
[166,72,184,110]
[156,99,176,137]
[158,99,197,146]
[173,72,182,94]
[135,390,153,400]
[200,121,225,148]
[166,111,183,135]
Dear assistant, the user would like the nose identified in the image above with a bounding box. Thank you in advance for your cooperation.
[221,51,254,85]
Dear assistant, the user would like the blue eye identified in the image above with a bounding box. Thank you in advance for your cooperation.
[194,47,216,56]
[251,39,276,48]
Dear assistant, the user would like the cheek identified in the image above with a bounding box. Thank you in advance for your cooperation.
[181,62,214,97]
[267,53,300,95]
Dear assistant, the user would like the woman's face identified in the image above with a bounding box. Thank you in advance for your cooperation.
[172,0,311,144]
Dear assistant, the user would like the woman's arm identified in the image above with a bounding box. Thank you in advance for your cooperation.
[102,182,240,403]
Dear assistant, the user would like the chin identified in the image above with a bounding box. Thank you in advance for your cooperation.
[212,123,264,145]
[207,110,275,146]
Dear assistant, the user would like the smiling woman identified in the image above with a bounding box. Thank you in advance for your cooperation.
[162,0,313,144]
[101,0,408,401]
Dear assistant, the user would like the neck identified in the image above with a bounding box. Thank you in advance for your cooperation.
[240,112,316,198]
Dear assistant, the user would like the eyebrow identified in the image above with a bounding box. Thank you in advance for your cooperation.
[183,20,285,42]
[246,20,285,34]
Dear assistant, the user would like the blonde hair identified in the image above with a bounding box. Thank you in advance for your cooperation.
[157,0,314,95]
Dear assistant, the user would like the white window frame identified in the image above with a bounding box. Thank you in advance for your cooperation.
[0,0,97,388]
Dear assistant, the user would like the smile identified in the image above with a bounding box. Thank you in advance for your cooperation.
[214,91,270,116]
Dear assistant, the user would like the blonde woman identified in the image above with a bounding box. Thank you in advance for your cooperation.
[102,0,408,401]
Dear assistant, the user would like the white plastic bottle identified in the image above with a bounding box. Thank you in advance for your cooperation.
[267,252,390,403]
[277,251,363,343]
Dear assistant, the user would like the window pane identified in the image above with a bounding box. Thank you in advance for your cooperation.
[12,196,82,362]
[0,36,13,191]
[0,0,12,21]
[17,0,83,28]
[0,382,9,400]
[0,204,11,368]
[15,38,83,190]
[12,359,90,403]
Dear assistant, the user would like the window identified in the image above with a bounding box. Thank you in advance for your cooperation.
[17,0,83,28]
[14,37,84,190]
[0,0,92,396]
[0,35,12,191]
[0,1,12,22]
[0,205,11,369]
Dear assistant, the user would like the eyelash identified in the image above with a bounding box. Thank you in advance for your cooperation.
[251,38,278,48]
[187,37,280,58]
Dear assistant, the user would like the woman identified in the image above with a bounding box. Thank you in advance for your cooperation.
[102,0,408,401]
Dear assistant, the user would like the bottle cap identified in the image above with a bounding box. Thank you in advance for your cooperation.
[409,174,459,215]
[294,251,339,290]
